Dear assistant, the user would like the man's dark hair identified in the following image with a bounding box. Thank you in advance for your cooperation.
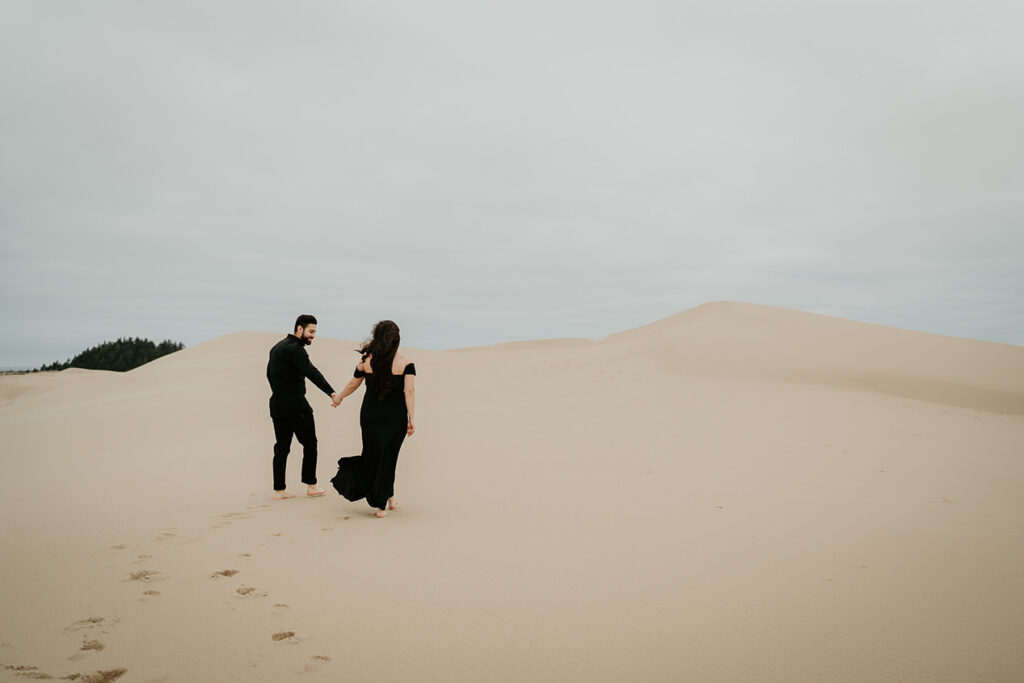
[294,314,318,333]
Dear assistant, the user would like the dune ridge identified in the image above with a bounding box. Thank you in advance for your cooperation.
[457,301,1024,414]
[601,301,1024,413]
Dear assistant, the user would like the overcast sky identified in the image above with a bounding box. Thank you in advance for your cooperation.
[2,0,1022,368]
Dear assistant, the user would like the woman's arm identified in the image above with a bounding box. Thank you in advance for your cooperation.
[332,376,363,406]
[404,374,416,435]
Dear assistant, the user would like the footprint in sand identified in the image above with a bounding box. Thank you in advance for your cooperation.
[5,664,52,678]
[272,604,290,617]
[71,669,128,682]
[239,553,252,558]
[271,631,299,643]
[212,569,239,578]
[303,655,332,673]
[320,527,334,532]
[12,667,124,683]
[109,544,128,550]
[155,532,177,542]
[68,638,106,661]
[132,554,153,565]
[65,617,119,633]
[236,585,268,598]
[129,570,160,582]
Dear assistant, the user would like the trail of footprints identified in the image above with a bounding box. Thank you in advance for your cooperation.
[3,664,127,681]
[4,500,333,679]
[5,616,127,681]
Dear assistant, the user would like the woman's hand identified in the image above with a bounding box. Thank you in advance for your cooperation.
[407,419,416,436]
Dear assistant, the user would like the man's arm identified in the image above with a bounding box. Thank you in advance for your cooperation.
[292,345,335,397]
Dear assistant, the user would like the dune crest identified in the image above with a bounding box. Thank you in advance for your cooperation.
[602,301,1024,414]
[9,302,1023,413]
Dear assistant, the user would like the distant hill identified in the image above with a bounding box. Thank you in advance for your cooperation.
[36,337,185,372]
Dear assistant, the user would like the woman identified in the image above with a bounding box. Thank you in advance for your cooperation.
[330,320,416,518]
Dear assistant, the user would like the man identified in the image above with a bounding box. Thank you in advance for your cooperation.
[266,314,341,500]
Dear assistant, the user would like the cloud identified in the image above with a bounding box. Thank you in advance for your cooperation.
[1,0,1022,367]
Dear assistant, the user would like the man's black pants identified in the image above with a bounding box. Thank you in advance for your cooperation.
[271,410,318,490]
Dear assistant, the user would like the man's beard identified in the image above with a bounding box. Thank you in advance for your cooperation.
[303,337,312,345]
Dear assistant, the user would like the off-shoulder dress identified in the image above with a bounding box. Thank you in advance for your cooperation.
[330,361,415,510]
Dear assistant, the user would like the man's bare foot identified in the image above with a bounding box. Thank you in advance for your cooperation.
[273,491,296,500]
[387,497,398,510]
[307,486,326,497]
[375,508,387,518]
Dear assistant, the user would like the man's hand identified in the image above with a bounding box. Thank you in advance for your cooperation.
[331,393,342,407]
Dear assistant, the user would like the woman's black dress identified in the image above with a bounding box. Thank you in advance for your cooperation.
[331,362,415,510]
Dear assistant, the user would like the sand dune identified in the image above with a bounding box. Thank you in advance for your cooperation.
[1,302,1022,681]
[606,302,1024,414]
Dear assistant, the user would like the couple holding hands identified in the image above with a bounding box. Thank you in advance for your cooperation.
[266,315,416,518]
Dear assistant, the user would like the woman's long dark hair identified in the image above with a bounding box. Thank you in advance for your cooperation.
[358,320,401,400]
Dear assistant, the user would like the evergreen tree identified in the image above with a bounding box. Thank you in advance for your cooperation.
[36,338,185,372]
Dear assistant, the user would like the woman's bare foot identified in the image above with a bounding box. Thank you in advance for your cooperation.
[273,490,296,500]
[307,486,326,497]
[387,497,398,510]
[375,508,387,518]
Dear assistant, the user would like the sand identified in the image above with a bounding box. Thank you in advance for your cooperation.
[1,301,1022,681]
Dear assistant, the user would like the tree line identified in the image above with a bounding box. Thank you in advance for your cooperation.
[36,338,185,372]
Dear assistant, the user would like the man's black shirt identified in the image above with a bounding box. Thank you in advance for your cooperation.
[267,335,335,418]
